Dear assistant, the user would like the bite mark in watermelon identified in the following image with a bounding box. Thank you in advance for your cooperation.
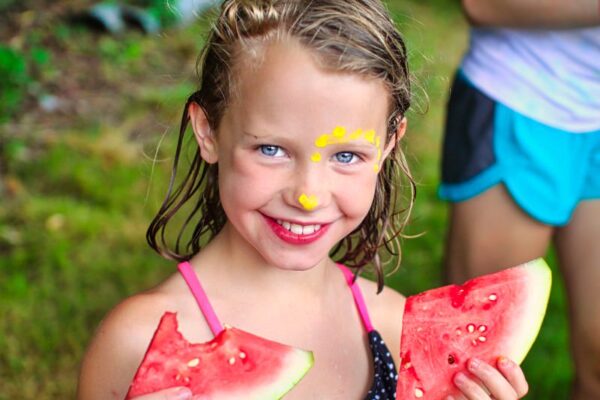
[397,258,552,399]
[126,312,313,399]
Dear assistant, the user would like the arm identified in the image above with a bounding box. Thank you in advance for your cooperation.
[461,0,600,28]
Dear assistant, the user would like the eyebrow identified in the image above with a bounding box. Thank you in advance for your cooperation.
[242,131,260,139]
[339,141,380,152]
[318,136,382,149]
[242,130,277,140]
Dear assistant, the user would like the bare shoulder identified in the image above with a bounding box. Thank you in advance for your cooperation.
[356,277,406,366]
[77,287,176,400]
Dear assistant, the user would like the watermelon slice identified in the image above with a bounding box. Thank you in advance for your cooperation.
[126,312,313,399]
[397,258,551,399]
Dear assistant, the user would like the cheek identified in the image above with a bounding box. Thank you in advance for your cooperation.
[337,173,378,219]
[219,153,279,208]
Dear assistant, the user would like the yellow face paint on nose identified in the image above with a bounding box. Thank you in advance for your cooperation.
[298,194,319,211]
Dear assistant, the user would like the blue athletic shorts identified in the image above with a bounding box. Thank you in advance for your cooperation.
[439,71,600,226]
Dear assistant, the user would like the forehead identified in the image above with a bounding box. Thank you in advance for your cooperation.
[226,38,391,138]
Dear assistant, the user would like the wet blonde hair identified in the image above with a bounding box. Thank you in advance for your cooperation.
[147,0,415,291]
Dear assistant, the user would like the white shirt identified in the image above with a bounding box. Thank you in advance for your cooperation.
[461,27,600,132]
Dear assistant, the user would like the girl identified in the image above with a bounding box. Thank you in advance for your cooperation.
[78,1,529,399]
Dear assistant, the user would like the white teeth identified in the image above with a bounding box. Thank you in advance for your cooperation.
[275,220,322,235]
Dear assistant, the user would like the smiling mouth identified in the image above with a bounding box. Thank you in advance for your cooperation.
[275,219,322,235]
[263,215,330,245]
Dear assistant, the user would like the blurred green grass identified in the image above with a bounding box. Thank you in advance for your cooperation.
[0,1,571,398]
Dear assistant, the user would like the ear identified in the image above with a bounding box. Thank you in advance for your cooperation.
[189,102,218,164]
[382,116,407,159]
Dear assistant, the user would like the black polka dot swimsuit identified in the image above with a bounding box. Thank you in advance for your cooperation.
[366,330,398,399]
[337,264,398,400]
[178,262,398,399]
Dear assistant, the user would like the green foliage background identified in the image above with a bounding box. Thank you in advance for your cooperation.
[0,1,571,398]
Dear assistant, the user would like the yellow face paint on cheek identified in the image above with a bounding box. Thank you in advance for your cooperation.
[298,194,319,211]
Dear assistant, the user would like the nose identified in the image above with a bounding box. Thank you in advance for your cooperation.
[283,163,330,212]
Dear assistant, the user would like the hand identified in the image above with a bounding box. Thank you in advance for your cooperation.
[130,387,197,400]
[446,357,529,400]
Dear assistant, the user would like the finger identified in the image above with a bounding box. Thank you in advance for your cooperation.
[466,358,518,399]
[453,371,491,400]
[133,387,192,400]
[446,393,468,400]
[497,357,529,398]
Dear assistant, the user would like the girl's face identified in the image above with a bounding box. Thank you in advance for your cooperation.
[192,39,403,271]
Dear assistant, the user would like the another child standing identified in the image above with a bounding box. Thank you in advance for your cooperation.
[440,1,600,399]
[78,1,530,399]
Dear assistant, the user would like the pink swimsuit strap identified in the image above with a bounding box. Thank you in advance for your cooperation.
[177,261,375,336]
[177,261,223,336]
[336,264,375,333]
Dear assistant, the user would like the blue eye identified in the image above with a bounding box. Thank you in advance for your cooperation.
[334,151,357,164]
[259,145,284,157]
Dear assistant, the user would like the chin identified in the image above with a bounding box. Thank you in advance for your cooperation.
[262,251,327,272]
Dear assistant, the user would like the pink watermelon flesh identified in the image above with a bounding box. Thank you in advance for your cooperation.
[126,312,313,399]
[397,258,551,399]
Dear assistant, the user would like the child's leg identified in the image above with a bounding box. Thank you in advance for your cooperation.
[554,200,600,400]
[443,184,553,284]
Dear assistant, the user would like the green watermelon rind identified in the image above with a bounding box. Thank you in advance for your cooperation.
[216,347,314,400]
[503,258,552,364]
[274,349,314,399]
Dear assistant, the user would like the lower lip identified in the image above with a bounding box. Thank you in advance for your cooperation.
[264,217,330,245]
